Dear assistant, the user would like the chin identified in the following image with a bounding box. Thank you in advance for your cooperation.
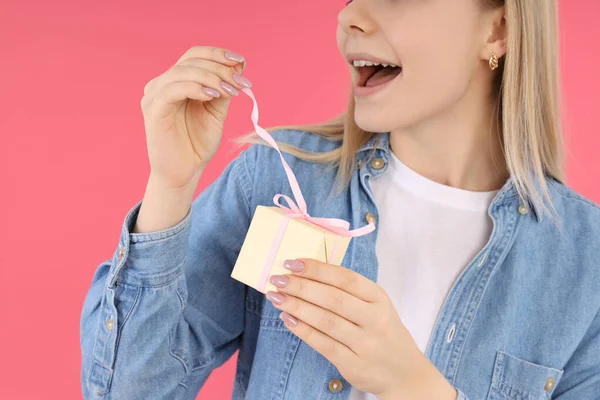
[353,112,404,134]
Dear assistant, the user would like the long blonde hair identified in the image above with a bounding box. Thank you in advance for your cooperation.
[234,0,565,222]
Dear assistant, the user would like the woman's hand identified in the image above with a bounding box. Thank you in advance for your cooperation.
[141,46,250,189]
[265,258,458,400]
[135,46,251,233]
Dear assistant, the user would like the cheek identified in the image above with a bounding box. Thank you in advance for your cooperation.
[398,13,477,82]
[352,38,476,133]
[411,47,472,95]
[335,25,345,54]
[403,30,476,103]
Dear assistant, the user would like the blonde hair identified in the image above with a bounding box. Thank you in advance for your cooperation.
[234,0,565,222]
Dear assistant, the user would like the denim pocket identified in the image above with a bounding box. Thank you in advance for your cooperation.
[259,298,289,330]
[487,350,564,399]
[245,305,301,399]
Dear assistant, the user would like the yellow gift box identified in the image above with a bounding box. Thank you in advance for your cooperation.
[229,87,375,293]
[231,205,352,294]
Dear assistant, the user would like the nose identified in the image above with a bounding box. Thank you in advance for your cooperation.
[338,0,370,35]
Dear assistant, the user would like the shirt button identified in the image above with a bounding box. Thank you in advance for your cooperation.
[544,376,555,391]
[446,324,456,343]
[328,378,343,393]
[518,204,529,215]
[370,158,384,170]
[365,213,376,226]
[477,251,488,267]
[117,245,124,260]
[106,317,114,331]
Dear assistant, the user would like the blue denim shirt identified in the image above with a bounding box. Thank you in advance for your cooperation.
[80,130,600,400]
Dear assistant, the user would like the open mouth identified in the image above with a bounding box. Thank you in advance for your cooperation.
[356,65,403,87]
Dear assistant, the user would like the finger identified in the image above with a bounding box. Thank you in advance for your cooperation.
[144,65,225,99]
[175,46,245,69]
[288,258,381,303]
[273,274,370,326]
[278,310,359,368]
[153,81,216,105]
[145,61,249,99]
[268,291,363,352]
[178,57,251,90]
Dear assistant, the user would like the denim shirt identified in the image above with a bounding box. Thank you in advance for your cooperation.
[80,130,600,400]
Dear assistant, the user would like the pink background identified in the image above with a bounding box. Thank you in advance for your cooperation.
[1,1,598,398]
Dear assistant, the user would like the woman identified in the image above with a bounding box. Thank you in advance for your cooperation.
[80,0,600,399]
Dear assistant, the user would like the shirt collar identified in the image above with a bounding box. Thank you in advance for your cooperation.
[357,131,545,222]
[357,131,390,154]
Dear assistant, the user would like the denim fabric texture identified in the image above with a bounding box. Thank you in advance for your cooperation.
[80,130,600,399]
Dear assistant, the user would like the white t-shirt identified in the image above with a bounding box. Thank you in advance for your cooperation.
[349,151,499,400]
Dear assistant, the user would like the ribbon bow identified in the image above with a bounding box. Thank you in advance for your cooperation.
[241,87,375,292]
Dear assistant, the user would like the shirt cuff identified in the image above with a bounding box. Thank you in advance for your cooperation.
[108,199,193,287]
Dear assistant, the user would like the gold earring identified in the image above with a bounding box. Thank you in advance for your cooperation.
[489,53,499,70]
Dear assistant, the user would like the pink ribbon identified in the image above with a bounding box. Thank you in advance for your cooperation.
[240,87,375,293]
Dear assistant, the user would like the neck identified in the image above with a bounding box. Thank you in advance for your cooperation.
[389,86,508,193]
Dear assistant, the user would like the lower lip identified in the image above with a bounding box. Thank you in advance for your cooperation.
[353,71,401,98]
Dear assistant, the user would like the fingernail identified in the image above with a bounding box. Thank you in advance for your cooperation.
[232,73,252,88]
[220,81,239,96]
[284,260,304,272]
[202,87,220,98]
[280,312,298,327]
[225,50,245,63]
[266,291,286,305]
[269,275,289,288]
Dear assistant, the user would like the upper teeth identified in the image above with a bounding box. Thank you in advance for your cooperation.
[353,60,399,68]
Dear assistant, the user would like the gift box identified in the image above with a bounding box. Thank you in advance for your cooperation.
[230,87,375,293]
[231,205,352,294]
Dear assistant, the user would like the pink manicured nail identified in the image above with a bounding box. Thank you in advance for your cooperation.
[284,260,304,272]
[220,81,239,96]
[224,50,245,63]
[280,312,298,327]
[202,87,220,98]
[266,291,286,305]
[269,275,289,288]
[232,73,252,88]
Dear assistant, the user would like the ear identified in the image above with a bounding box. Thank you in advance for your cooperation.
[480,6,507,61]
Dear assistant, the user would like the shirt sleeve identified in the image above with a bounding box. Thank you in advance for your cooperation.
[80,146,256,399]
[552,306,600,399]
